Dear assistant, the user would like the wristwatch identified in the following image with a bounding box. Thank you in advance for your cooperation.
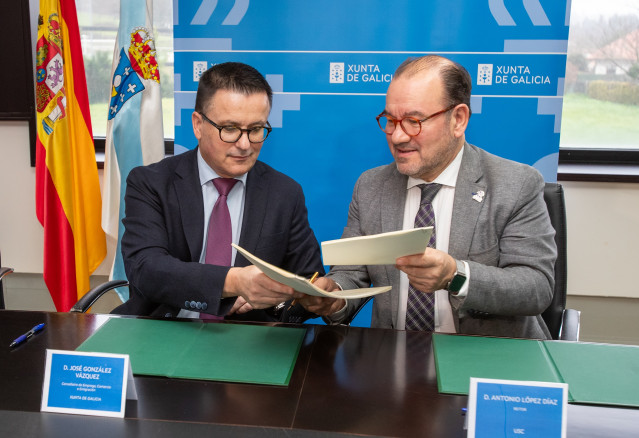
[446,259,467,294]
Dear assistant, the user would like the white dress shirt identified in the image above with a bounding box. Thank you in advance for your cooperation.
[196,150,247,264]
[178,149,248,318]
[396,147,469,333]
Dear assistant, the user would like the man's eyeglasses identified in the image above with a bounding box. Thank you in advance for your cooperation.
[376,104,457,137]
[199,112,272,143]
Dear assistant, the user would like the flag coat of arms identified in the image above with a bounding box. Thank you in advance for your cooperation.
[35,0,106,311]
[102,0,165,301]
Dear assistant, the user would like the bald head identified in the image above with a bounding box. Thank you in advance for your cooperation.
[393,55,472,117]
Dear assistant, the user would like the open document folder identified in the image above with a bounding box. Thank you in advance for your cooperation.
[321,227,433,265]
[232,244,391,299]
[432,333,639,408]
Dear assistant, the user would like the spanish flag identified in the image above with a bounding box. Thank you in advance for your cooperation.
[35,0,106,311]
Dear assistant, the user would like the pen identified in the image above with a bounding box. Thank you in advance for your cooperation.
[288,272,319,310]
[9,323,45,348]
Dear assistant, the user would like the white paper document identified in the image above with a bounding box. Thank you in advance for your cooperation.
[232,244,391,299]
[321,227,433,265]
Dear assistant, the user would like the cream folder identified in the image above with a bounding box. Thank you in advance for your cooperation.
[321,227,433,265]
[232,244,391,299]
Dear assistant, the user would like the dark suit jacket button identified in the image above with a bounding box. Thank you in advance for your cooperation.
[201,302,208,311]
[190,300,197,309]
[196,302,202,309]
[184,301,190,308]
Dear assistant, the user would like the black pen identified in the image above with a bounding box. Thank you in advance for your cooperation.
[9,323,46,348]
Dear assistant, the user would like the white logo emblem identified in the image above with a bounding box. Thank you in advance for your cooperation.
[477,64,493,86]
[193,61,208,81]
[330,63,345,84]
[472,190,485,203]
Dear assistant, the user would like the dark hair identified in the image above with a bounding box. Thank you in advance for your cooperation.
[394,55,472,117]
[194,62,273,113]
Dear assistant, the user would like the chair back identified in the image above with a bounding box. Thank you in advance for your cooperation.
[541,183,568,340]
[0,251,14,310]
[0,251,4,310]
[70,280,128,313]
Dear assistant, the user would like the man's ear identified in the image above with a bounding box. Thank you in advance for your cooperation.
[192,111,203,141]
[451,104,470,138]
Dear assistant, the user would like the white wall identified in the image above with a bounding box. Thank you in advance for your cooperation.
[0,121,42,272]
[0,120,113,276]
[1,121,638,301]
[563,180,639,298]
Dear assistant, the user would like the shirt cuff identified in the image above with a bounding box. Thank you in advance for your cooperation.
[324,281,348,323]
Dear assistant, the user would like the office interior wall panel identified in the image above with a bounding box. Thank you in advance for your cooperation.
[563,181,639,299]
[0,121,43,273]
[0,121,113,277]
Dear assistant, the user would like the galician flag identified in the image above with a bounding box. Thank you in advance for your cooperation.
[35,0,106,311]
[102,0,165,301]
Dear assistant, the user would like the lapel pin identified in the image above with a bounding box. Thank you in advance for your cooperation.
[472,190,485,203]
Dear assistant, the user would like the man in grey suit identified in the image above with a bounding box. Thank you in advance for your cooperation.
[300,55,556,339]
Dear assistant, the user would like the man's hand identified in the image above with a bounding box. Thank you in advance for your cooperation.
[296,276,346,316]
[228,296,253,314]
[223,266,303,309]
[395,248,457,292]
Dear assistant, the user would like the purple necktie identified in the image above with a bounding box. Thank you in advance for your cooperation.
[201,178,237,320]
[205,178,239,266]
[405,183,441,331]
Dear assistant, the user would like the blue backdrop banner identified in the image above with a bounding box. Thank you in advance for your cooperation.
[173,0,570,324]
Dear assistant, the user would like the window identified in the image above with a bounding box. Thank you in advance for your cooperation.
[560,0,639,181]
[76,0,174,140]
[75,1,638,179]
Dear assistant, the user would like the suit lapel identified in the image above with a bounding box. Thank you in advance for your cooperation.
[237,162,267,261]
[174,149,205,262]
[448,143,485,322]
[450,143,486,259]
[381,167,407,234]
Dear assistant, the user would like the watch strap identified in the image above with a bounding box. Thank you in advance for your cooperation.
[446,259,467,294]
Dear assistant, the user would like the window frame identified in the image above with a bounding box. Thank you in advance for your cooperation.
[24,0,638,182]
[558,148,639,182]
[557,1,639,183]
[93,137,174,168]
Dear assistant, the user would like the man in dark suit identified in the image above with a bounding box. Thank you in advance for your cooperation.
[300,55,556,339]
[113,62,323,322]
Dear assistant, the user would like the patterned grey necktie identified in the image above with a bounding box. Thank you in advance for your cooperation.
[405,183,441,331]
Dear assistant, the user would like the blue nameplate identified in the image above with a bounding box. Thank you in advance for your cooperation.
[41,349,135,417]
[467,378,567,438]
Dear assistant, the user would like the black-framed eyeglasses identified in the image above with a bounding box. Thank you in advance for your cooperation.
[376,104,457,137]
[199,112,272,143]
